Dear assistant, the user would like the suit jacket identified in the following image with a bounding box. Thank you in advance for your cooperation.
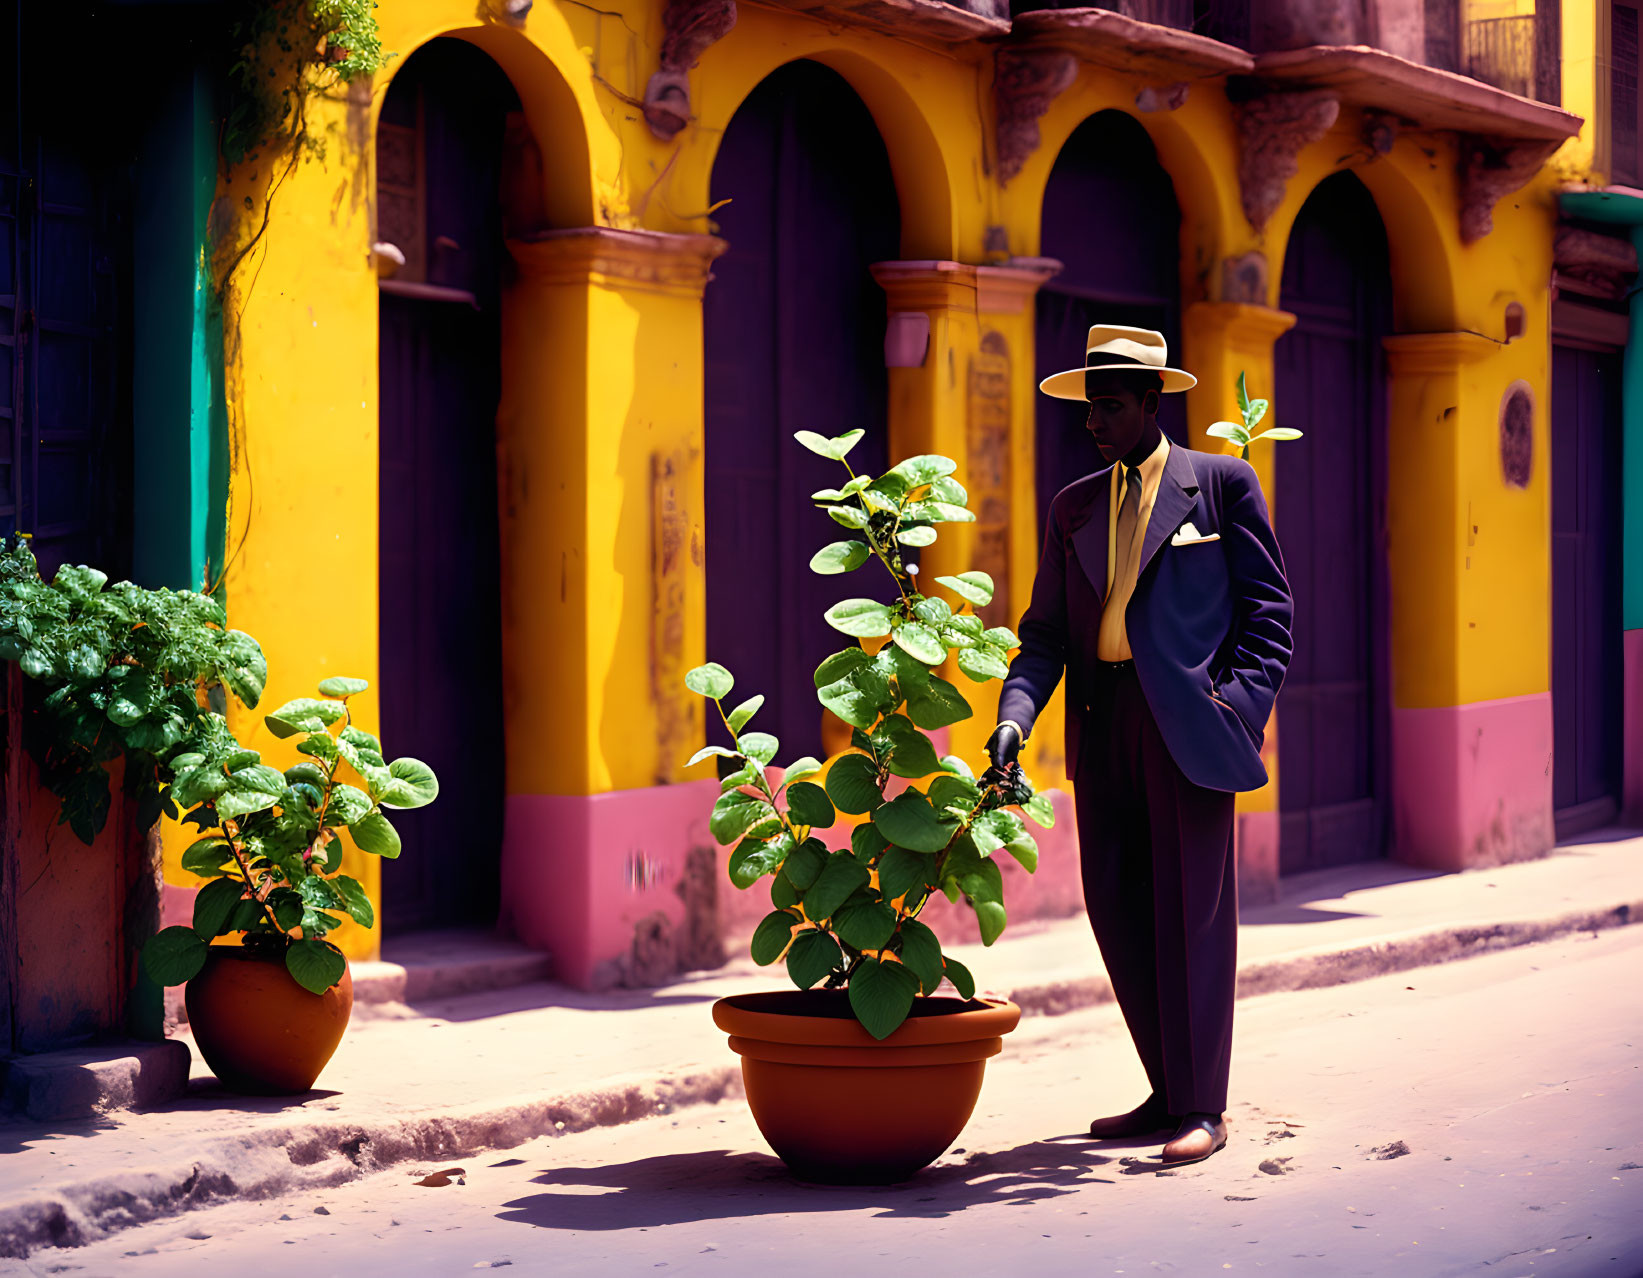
[998,445,1293,794]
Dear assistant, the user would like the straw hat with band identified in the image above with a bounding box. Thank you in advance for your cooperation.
[1039,324,1197,400]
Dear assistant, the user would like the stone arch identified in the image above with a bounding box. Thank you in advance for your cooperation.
[690,48,959,260]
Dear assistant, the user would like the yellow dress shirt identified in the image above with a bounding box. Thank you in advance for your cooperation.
[1097,435,1170,662]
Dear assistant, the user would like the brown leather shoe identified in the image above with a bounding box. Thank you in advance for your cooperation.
[1088,1094,1178,1140]
[1160,1113,1227,1166]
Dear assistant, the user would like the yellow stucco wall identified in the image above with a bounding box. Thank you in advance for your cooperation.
[171,0,1567,946]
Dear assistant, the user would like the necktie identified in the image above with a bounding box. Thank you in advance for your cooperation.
[1115,464,1142,585]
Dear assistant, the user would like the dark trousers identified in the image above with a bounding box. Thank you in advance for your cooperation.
[1074,661,1238,1116]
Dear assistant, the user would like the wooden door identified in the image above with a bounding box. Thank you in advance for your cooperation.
[1551,342,1624,837]
[377,41,516,932]
[703,62,899,761]
[1034,109,1184,541]
[1274,173,1392,874]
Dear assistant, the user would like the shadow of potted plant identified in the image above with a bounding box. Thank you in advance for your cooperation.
[684,430,1054,1185]
[141,678,438,1094]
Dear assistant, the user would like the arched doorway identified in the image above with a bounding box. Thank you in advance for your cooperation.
[1274,172,1393,874]
[1034,110,1183,532]
[375,38,518,931]
[702,60,900,761]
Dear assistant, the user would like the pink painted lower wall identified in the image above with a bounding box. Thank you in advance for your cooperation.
[1235,811,1279,907]
[1624,630,1643,825]
[503,779,1087,992]
[1391,692,1555,872]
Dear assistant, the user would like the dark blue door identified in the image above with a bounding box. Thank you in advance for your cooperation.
[1035,110,1184,541]
[703,61,899,761]
[1551,342,1624,837]
[1274,173,1392,874]
[377,40,517,932]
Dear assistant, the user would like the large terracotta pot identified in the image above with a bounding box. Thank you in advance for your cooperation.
[712,989,1021,1184]
[185,947,353,1094]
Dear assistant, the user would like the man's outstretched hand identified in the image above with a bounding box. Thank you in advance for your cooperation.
[979,723,1033,806]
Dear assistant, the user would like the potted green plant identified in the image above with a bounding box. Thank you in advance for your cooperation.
[141,677,438,1094]
[684,430,1054,1185]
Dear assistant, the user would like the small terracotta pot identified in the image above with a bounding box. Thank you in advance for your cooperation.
[185,947,353,1094]
[712,989,1021,1184]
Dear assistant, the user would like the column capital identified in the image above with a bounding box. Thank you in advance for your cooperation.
[506,227,728,297]
[1183,300,1297,347]
[1382,330,1498,373]
[870,260,979,312]
[975,257,1062,315]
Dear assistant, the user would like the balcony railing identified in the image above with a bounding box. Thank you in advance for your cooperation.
[1464,2,1561,105]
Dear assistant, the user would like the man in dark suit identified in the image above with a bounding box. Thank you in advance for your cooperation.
[985,325,1293,1167]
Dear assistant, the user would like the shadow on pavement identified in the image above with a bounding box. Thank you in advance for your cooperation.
[495,1139,1120,1230]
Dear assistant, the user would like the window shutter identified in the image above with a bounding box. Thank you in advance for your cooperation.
[1613,3,1639,185]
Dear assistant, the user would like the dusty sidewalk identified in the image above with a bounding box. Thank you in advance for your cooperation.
[1,831,1640,1258]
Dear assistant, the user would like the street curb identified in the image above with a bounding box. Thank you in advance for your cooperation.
[0,1066,741,1260]
[3,895,1637,1258]
[1007,899,1641,1017]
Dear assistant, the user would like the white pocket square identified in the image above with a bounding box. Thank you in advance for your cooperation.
[1171,521,1220,547]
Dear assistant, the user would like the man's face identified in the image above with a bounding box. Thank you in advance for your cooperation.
[1083,371,1159,464]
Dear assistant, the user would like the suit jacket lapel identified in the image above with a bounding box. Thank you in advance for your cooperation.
[1136,443,1200,581]
[1068,468,1113,604]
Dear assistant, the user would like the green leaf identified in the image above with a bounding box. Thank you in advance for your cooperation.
[142,926,209,987]
[877,643,930,693]
[896,918,944,994]
[934,572,995,607]
[814,647,872,686]
[982,626,1020,649]
[825,505,871,530]
[880,714,941,779]
[193,875,247,938]
[970,808,1025,855]
[327,784,374,825]
[1206,421,1247,443]
[892,621,946,666]
[851,822,889,862]
[285,937,348,995]
[331,874,375,928]
[786,929,843,990]
[972,899,1007,946]
[298,732,339,763]
[943,954,976,1000]
[316,677,369,698]
[751,910,797,965]
[774,762,818,792]
[905,675,973,730]
[818,670,884,731]
[378,757,439,809]
[939,753,976,780]
[928,773,981,814]
[801,853,870,922]
[824,599,895,638]
[847,957,920,1040]
[1004,829,1039,873]
[1245,397,1270,429]
[794,428,865,460]
[929,474,967,505]
[710,790,772,845]
[942,614,983,648]
[782,837,828,889]
[771,870,800,910]
[737,732,779,767]
[959,856,1006,906]
[265,698,346,738]
[834,899,896,951]
[889,454,957,487]
[810,541,871,574]
[350,811,402,858]
[721,761,760,791]
[720,695,763,736]
[907,500,975,524]
[896,525,937,547]
[957,645,1010,683]
[216,788,279,820]
[1253,426,1302,441]
[686,744,736,768]
[229,763,286,796]
[876,844,932,903]
[824,753,883,815]
[728,833,794,888]
[1236,369,1250,414]
[785,781,835,829]
[871,791,958,853]
[181,837,233,876]
[221,630,267,708]
[685,663,734,700]
[1022,792,1056,828]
